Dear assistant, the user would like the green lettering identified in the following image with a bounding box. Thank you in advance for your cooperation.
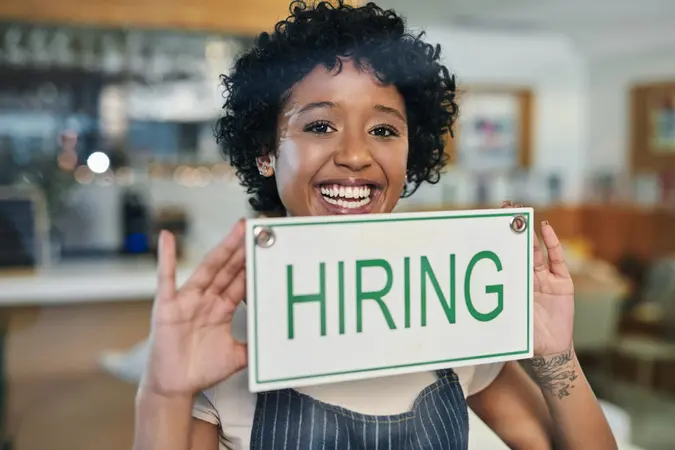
[355,259,397,332]
[420,255,456,326]
[286,263,326,339]
[464,251,504,322]
[404,257,411,328]
[338,261,345,335]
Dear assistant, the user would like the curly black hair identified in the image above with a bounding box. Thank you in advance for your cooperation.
[216,0,458,214]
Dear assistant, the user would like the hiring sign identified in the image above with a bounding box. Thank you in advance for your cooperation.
[245,208,534,393]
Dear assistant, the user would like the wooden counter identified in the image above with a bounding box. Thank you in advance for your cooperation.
[0,300,152,449]
[0,259,193,448]
[1,0,297,35]
[0,0,361,35]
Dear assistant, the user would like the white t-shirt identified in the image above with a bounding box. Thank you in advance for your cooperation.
[192,305,504,449]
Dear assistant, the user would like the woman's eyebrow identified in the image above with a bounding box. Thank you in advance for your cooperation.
[374,104,406,121]
[294,101,406,122]
[297,101,337,114]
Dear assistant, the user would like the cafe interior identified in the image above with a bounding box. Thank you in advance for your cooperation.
[1,0,675,448]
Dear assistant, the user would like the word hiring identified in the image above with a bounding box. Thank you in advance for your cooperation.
[286,251,505,339]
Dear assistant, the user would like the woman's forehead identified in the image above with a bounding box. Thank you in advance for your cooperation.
[284,60,405,111]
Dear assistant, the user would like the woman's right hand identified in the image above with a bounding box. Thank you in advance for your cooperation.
[141,219,248,397]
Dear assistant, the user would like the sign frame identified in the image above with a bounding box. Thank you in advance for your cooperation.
[245,207,534,393]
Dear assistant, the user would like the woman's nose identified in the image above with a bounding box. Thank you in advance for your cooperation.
[333,133,373,172]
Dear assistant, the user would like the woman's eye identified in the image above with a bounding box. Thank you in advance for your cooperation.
[304,121,336,134]
[370,125,400,138]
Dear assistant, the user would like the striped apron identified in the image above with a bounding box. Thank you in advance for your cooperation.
[250,369,469,449]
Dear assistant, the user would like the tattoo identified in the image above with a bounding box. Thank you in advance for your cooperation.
[528,347,578,400]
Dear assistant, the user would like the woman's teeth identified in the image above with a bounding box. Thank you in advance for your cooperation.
[320,184,372,209]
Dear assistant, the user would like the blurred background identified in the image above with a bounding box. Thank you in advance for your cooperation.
[0,0,674,448]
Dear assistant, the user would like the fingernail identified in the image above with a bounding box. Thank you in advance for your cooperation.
[501,200,511,207]
[542,220,549,226]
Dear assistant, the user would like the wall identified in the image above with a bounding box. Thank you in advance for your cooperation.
[399,27,590,207]
[60,178,251,261]
[587,49,675,173]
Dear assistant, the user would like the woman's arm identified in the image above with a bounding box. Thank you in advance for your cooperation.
[469,211,617,449]
[527,347,617,450]
[133,389,219,450]
[467,362,553,449]
[132,225,247,450]
[468,356,617,450]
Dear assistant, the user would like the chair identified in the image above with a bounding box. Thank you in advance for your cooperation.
[613,258,675,388]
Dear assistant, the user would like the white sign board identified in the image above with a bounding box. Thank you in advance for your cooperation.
[245,208,533,393]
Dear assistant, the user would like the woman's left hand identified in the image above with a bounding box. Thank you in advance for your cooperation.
[502,201,575,357]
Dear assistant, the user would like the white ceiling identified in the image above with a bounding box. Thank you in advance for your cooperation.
[378,0,675,58]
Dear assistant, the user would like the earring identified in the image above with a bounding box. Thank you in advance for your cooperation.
[257,154,276,177]
[258,162,275,177]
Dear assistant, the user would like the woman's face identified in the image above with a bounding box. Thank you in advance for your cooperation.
[265,59,408,217]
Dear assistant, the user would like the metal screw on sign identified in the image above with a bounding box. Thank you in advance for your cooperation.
[510,215,528,234]
[254,227,276,248]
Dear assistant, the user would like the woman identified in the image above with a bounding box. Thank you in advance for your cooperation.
[134,2,617,449]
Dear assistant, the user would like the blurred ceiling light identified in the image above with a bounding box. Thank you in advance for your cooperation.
[173,165,190,184]
[86,151,110,174]
[183,168,199,187]
[74,165,94,184]
[211,163,232,178]
[194,166,212,187]
[57,149,78,171]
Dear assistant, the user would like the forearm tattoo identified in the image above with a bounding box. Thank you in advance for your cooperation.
[528,347,578,400]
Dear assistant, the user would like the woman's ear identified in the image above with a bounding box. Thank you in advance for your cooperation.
[256,154,276,177]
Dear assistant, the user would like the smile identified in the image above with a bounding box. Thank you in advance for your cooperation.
[320,184,371,208]
[315,180,381,214]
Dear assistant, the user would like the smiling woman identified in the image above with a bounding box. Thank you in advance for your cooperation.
[132,2,618,450]
[217,0,456,217]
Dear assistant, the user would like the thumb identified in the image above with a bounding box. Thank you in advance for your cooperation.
[156,230,177,301]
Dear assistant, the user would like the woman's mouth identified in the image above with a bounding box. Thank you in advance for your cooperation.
[315,181,381,214]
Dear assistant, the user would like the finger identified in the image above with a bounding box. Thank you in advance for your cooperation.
[185,219,245,290]
[540,221,570,278]
[533,231,548,273]
[501,200,513,208]
[207,243,246,296]
[221,269,247,309]
[156,230,177,301]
